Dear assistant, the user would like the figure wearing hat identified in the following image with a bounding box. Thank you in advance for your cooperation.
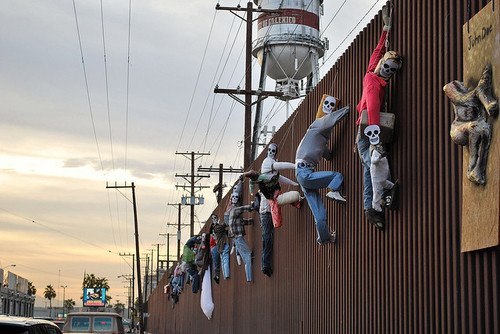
[243,142,301,276]
[295,94,350,244]
[355,4,402,229]
[225,178,255,282]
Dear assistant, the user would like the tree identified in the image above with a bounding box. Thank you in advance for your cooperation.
[82,273,112,304]
[64,299,76,312]
[113,301,125,315]
[43,285,56,317]
[27,281,36,296]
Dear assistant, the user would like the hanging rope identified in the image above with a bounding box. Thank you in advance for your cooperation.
[385,1,393,49]
[328,66,339,96]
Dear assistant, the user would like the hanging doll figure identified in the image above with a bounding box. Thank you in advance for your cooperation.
[355,4,402,229]
[244,143,302,228]
[209,213,230,282]
[243,142,302,277]
[181,235,202,293]
[226,178,255,282]
[295,94,350,244]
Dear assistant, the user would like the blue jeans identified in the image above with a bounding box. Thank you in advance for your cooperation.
[356,127,373,210]
[296,166,343,242]
[260,211,273,270]
[185,266,199,293]
[233,236,252,282]
[211,243,230,279]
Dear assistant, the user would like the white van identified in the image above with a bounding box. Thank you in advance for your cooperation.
[62,312,124,334]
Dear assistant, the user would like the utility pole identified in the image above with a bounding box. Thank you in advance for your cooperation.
[175,151,210,236]
[198,164,244,203]
[214,2,283,168]
[166,204,190,261]
[107,182,144,334]
[159,232,176,269]
[151,243,164,286]
[143,253,149,301]
[119,252,134,323]
[150,249,154,292]
[117,274,132,320]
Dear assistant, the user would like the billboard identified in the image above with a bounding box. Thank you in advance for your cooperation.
[83,287,106,307]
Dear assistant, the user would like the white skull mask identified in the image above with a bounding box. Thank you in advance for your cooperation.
[267,143,277,159]
[379,59,399,78]
[322,95,337,114]
[211,214,219,225]
[230,192,240,204]
[364,125,381,145]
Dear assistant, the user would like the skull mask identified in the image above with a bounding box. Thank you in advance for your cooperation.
[267,143,277,160]
[379,59,399,78]
[230,192,240,204]
[211,214,219,225]
[364,125,381,145]
[322,95,337,114]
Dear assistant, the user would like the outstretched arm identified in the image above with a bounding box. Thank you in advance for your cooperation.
[278,175,298,186]
[272,161,296,171]
[367,5,391,72]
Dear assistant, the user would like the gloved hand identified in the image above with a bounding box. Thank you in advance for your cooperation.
[382,5,391,31]
[370,143,387,158]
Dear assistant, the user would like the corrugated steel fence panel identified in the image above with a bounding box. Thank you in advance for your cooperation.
[146,1,499,333]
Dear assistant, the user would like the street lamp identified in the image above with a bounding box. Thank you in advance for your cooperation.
[60,285,67,317]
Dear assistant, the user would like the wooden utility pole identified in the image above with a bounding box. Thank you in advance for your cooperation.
[107,182,143,334]
[175,151,210,236]
[167,203,190,260]
[198,164,244,203]
[151,243,164,285]
[214,2,283,168]
[119,253,135,322]
[159,232,179,269]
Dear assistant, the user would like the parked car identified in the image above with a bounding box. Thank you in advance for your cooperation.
[33,318,64,331]
[62,312,124,334]
[49,319,65,331]
[0,315,63,334]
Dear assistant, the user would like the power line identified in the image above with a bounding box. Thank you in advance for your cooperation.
[71,0,105,176]
[0,207,119,256]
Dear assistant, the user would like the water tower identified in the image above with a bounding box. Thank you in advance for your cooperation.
[252,0,327,100]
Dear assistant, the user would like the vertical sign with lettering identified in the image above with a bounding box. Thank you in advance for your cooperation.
[461,1,499,252]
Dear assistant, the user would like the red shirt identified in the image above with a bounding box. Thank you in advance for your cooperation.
[356,30,388,126]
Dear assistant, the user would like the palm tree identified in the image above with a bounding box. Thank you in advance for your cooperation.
[27,281,37,296]
[43,285,56,317]
[64,299,76,313]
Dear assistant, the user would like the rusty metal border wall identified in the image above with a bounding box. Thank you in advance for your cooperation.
[146,1,499,333]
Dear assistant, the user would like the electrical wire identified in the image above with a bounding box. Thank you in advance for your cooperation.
[71,0,106,176]
[0,207,120,255]
[175,10,218,153]
[320,0,382,68]
[99,0,121,254]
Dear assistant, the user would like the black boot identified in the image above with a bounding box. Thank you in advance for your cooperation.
[384,179,399,210]
[365,208,385,230]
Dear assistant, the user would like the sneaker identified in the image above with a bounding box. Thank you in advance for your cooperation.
[364,208,385,230]
[330,231,337,243]
[384,179,399,210]
[262,267,272,277]
[326,191,347,202]
[316,231,337,245]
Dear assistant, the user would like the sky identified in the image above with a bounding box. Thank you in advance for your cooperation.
[0,0,384,309]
